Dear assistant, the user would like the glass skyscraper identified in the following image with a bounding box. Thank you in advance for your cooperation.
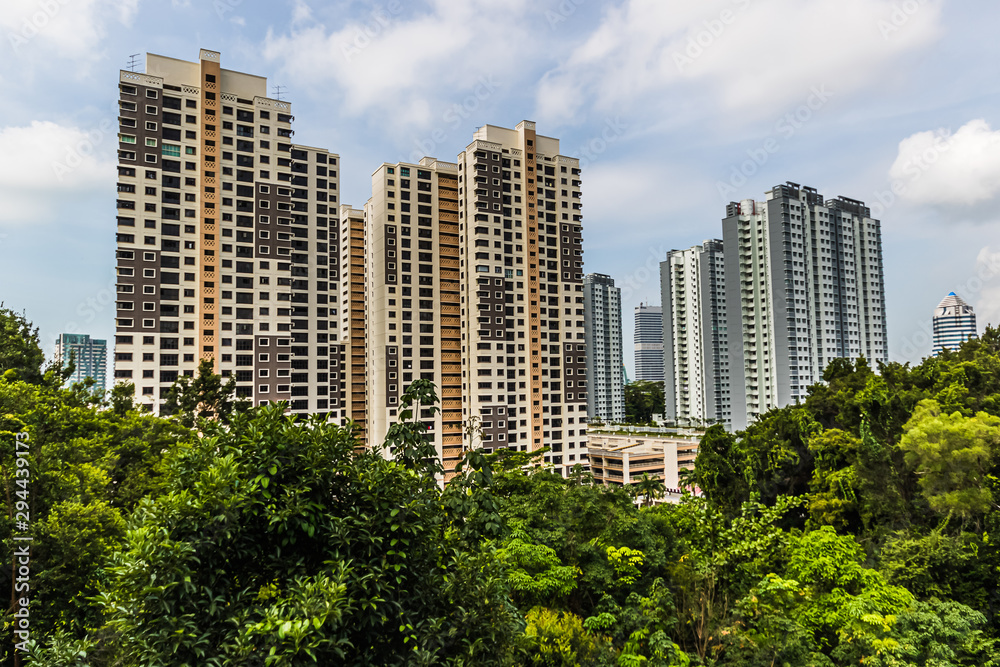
[55,333,108,391]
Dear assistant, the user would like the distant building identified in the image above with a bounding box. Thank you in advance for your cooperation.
[587,428,700,502]
[722,182,887,430]
[932,292,977,355]
[584,274,625,422]
[634,304,664,382]
[55,334,107,391]
[660,240,731,429]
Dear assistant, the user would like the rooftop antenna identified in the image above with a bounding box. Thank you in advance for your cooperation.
[126,53,142,72]
[272,84,287,101]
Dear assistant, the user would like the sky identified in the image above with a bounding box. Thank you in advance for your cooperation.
[1,0,999,377]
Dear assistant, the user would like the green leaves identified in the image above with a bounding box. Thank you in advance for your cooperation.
[95,391,523,666]
[161,358,244,428]
[900,399,1000,522]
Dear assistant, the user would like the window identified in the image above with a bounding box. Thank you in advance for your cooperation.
[145,138,157,147]
[119,134,136,144]
[162,144,181,157]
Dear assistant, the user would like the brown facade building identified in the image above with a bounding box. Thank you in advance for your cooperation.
[361,123,589,478]
[114,50,342,418]
[113,52,588,475]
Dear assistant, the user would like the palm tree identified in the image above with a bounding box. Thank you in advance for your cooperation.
[634,473,666,508]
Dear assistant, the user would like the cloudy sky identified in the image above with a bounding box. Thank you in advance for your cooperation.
[1,0,998,374]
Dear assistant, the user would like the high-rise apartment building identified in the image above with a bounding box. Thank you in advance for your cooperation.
[660,240,730,429]
[338,204,368,442]
[456,122,588,476]
[110,53,587,473]
[363,157,464,470]
[932,292,977,355]
[584,273,625,422]
[722,182,887,430]
[113,49,343,417]
[55,333,108,391]
[361,122,588,477]
[634,304,664,382]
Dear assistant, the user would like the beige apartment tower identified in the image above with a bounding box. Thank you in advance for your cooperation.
[362,122,588,477]
[112,55,585,471]
[114,50,343,418]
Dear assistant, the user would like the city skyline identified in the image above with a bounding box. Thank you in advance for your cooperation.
[3,1,1000,381]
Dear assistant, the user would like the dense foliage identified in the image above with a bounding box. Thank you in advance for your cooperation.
[1,309,999,665]
[623,380,665,424]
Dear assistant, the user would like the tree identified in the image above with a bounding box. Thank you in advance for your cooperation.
[95,382,523,666]
[0,372,192,663]
[806,429,862,530]
[635,473,666,508]
[520,607,616,667]
[684,425,749,513]
[865,598,1000,667]
[899,399,1000,524]
[624,381,665,424]
[781,526,913,659]
[160,358,241,426]
[0,307,45,385]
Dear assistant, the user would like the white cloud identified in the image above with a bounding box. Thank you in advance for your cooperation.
[262,0,536,133]
[1,0,139,65]
[0,121,117,224]
[889,119,1000,208]
[536,0,943,125]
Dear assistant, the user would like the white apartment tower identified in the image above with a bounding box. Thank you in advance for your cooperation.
[55,333,108,391]
[660,240,730,429]
[722,182,887,430]
[113,50,343,417]
[584,273,625,422]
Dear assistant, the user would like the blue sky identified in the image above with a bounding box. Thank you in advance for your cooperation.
[1,0,999,376]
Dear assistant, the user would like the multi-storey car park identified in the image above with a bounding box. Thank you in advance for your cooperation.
[114,50,342,418]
